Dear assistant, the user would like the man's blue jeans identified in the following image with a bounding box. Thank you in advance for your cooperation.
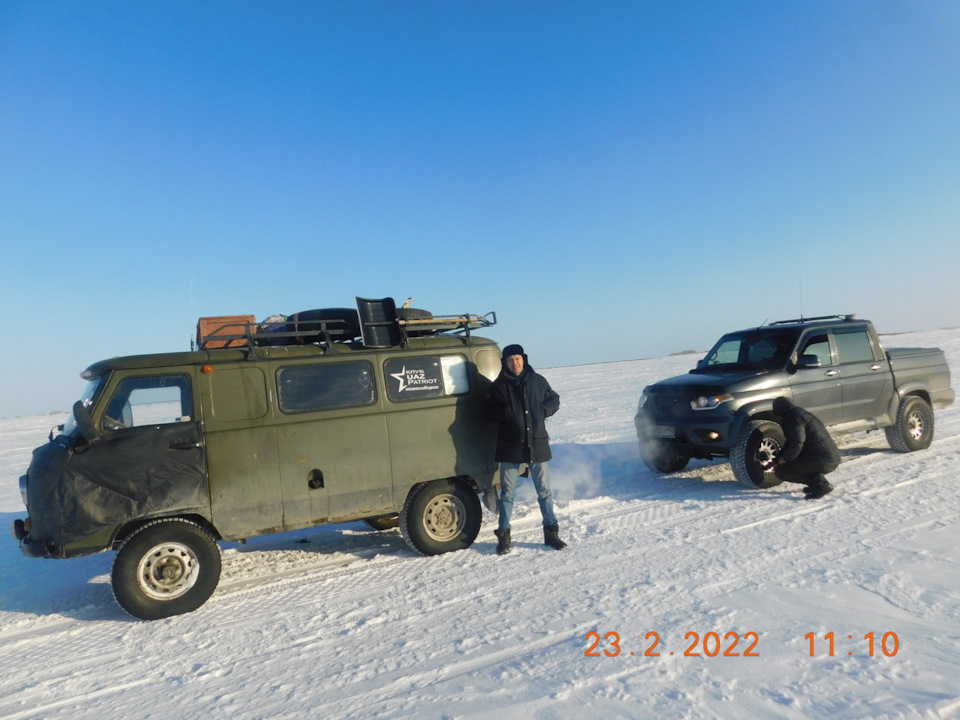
[497,462,558,531]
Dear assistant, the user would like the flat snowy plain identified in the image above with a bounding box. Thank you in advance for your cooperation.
[1,328,958,720]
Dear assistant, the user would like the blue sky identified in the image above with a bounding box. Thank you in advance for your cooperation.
[2,1,959,417]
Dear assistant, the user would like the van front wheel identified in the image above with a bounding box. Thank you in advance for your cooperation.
[112,519,221,620]
[399,479,481,556]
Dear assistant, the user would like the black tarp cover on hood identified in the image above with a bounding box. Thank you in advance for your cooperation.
[25,422,209,554]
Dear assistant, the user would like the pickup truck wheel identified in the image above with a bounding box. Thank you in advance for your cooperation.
[885,396,934,453]
[363,515,399,531]
[731,420,785,489]
[399,479,481,556]
[639,440,690,473]
[112,519,221,620]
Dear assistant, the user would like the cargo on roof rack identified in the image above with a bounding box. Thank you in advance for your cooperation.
[195,296,496,350]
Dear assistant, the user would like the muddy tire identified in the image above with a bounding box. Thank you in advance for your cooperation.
[399,479,481,556]
[731,420,785,489]
[363,515,399,531]
[112,519,221,620]
[885,396,934,453]
[638,440,690,473]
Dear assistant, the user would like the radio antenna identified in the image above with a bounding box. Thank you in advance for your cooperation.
[799,277,804,320]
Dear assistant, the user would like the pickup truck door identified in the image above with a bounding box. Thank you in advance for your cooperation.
[833,328,891,423]
[788,332,842,426]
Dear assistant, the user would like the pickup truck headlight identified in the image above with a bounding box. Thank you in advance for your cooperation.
[691,394,733,410]
[637,390,650,410]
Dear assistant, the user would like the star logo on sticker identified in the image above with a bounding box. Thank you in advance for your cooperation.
[390,366,408,391]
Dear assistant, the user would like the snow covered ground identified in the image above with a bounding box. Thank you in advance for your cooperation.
[1,329,958,720]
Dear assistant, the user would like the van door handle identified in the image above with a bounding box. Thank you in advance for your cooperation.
[870,364,882,371]
[826,370,839,377]
[169,441,201,450]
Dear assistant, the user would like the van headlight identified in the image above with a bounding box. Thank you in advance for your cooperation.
[691,394,733,410]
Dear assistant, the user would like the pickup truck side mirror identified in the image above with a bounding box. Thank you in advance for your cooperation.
[796,354,822,369]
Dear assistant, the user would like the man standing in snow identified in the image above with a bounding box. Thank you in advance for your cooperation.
[770,397,842,499]
[484,344,566,555]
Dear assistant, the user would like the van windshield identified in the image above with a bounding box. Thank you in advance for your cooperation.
[692,328,801,374]
[60,376,104,438]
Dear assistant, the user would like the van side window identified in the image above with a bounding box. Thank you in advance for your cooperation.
[277,361,376,413]
[834,330,876,364]
[102,374,193,431]
[384,355,470,402]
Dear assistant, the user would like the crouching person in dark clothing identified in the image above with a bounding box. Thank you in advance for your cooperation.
[484,344,566,555]
[771,397,841,499]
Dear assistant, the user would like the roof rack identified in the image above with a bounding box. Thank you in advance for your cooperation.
[195,298,497,351]
[769,314,856,326]
[356,296,495,348]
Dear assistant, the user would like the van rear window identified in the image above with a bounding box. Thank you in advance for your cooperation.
[277,361,376,413]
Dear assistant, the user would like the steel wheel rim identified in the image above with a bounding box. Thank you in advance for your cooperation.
[756,436,781,474]
[137,541,200,601]
[907,410,926,441]
[423,494,466,542]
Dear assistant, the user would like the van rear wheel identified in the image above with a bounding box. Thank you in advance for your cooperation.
[112,519,221,620]
[399,479,481,555]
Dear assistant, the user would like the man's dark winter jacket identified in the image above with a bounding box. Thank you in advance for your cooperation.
[484,362,560,464]
[777,400,842,466]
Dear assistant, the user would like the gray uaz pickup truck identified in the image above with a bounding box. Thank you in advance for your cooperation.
[634,315,954,488]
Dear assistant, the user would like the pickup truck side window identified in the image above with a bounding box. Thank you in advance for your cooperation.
[799,334,833,366]
[102,374,193,430]
[834,330,876,364]
[384,355,470,402]
[276,361,376,413]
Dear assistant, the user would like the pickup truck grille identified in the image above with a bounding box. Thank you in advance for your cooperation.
[645,391,692,419]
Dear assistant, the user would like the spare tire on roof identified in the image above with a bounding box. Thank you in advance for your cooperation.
[286,308,361,344]
[399,307,435,336]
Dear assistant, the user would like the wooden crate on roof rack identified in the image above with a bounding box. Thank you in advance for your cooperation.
[196,315,256,348]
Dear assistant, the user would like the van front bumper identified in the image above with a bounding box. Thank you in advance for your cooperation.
[12,519,54,558]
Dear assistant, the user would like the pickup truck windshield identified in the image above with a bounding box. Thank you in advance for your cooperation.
[693,328,801,373]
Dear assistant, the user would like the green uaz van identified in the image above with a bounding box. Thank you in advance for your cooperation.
[14,298,501,620]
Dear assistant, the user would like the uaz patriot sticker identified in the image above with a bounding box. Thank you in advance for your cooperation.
[385,358,444,399]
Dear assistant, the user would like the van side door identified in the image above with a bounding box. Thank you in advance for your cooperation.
[200,363,283,539]
[272,359,393,527]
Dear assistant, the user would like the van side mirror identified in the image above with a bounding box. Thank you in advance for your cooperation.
[73,400,101,444]
[797,354,822,369]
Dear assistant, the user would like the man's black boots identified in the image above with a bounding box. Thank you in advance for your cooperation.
[804,476,833,500]
[543,524,567,550]
[494,529,512,555]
